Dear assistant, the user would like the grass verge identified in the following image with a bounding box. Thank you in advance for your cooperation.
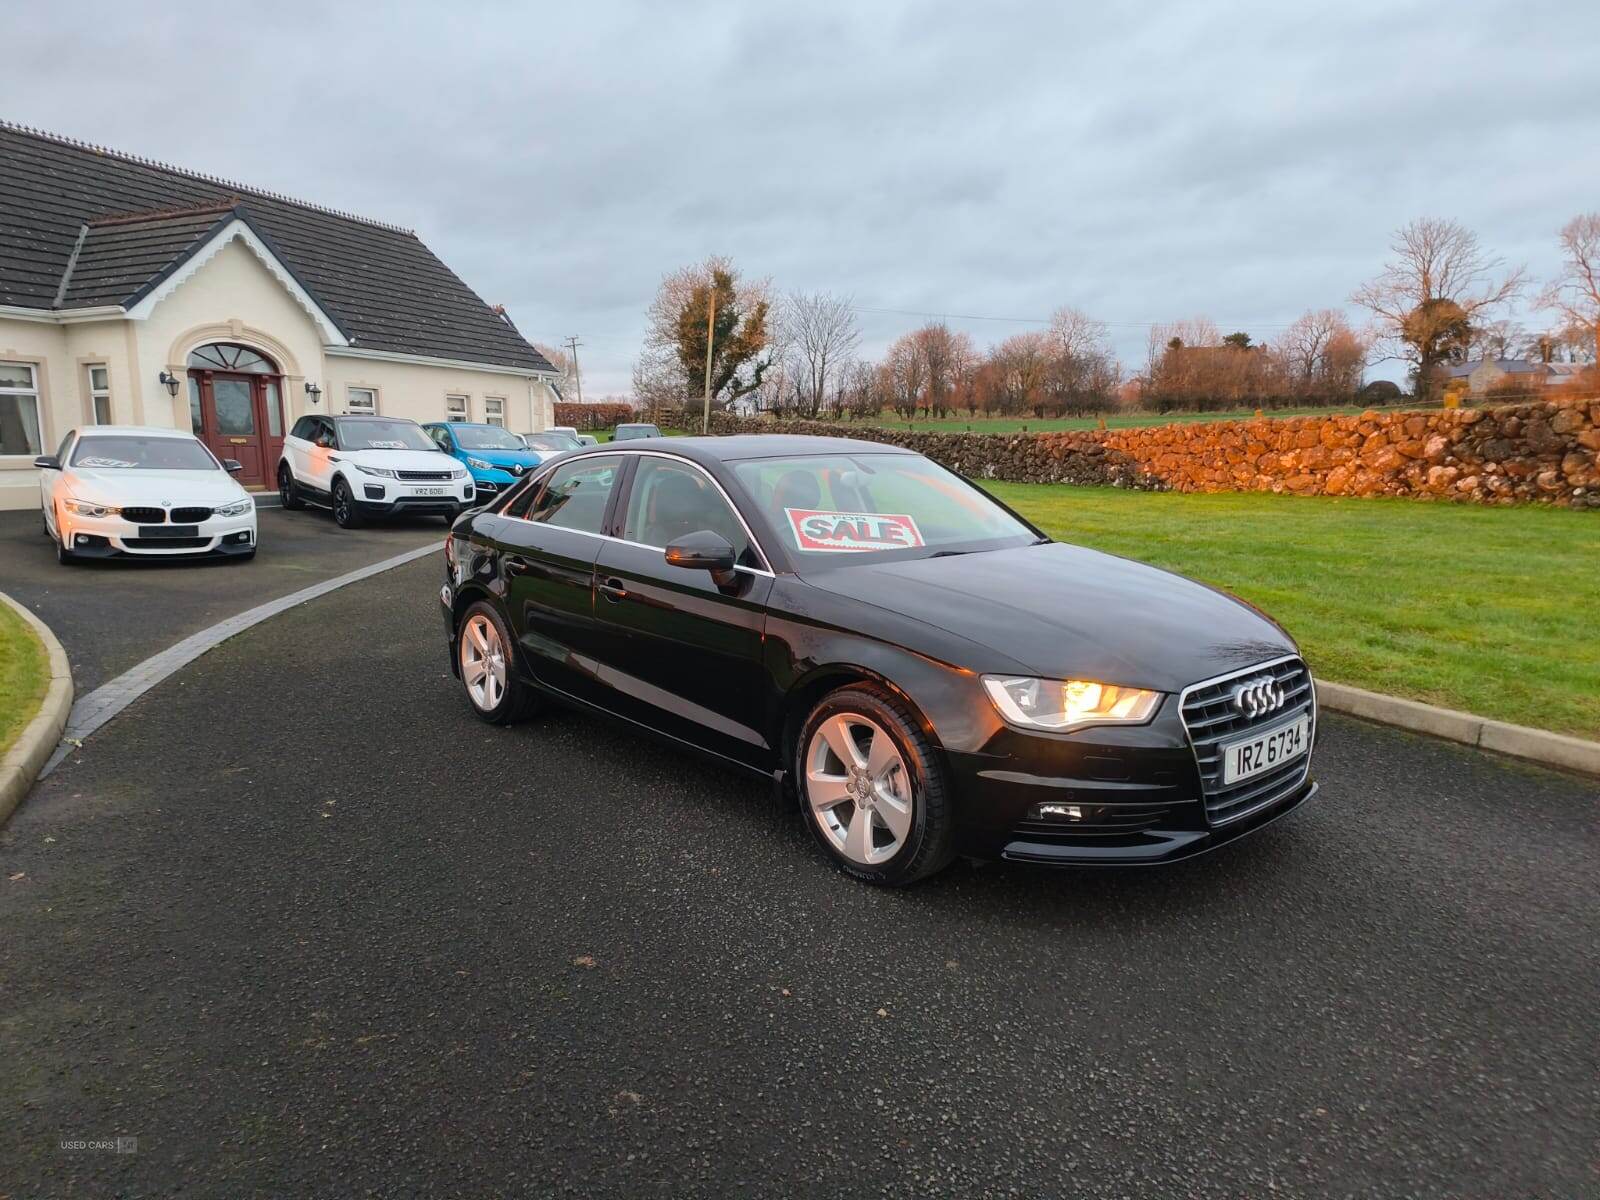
[984,483,1600,740]
[0,600,48,756]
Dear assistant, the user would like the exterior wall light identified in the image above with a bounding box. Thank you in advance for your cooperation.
[305,382,323,404]
[158,370,181,398]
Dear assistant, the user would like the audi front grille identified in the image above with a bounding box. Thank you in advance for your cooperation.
[1179,656,1315,826]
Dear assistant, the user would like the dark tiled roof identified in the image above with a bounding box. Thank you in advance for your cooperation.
[0,123,552,372]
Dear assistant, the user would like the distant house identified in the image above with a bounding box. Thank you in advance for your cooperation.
[1440,359,1585,396]
[0,122,559,508]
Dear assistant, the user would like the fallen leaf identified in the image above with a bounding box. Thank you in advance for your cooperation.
[876,1007,889,1019]
[573,955,597,969]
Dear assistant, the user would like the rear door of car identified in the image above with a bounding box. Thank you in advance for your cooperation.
[588,453,775,769]
[483,453,626,702]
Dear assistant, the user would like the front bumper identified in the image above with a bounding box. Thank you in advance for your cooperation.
[945,693,1317,866]
[465,468,522,500]
[353,478,476,517]
[59,511,257,558]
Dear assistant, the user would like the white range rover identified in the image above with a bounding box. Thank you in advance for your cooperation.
[277,414,474,527]
[36,425,258,564]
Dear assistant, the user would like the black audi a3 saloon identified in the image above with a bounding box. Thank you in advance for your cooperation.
[440,435,1316,885]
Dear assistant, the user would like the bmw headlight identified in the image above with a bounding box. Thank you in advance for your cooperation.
[356,463,398,478]
[466,457,494,471]
[983,676,1162,732]
[64,498,118,517]
[214,499,254,517]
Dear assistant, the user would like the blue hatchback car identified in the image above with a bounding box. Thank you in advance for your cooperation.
[422,423,574,503]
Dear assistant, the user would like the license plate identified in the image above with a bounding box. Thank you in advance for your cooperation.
[412,487,447,496]
[137,525,200,539]
[1221,713,1310,785]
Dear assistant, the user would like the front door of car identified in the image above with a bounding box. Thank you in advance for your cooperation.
[305,417,338,492]
[589,455,775,769]
[487,454,625,701]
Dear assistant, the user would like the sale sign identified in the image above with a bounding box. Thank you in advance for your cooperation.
[785,508,926,553]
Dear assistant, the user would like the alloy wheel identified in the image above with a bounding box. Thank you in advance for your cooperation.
[804,713,913,866]
[460,614,507,712]
[333,482,352,525]
[279,468,293,506]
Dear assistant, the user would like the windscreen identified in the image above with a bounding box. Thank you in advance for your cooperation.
[336,419,438,452]
[731,452,1037,564]
[522,432,582,451]
[454,426,528,450]
[71,436,218,470]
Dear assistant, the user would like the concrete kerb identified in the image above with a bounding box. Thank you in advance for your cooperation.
[0,591,74,825]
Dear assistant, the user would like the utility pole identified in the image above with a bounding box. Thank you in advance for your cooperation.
[701,290,716,434]
[563,336,584,406]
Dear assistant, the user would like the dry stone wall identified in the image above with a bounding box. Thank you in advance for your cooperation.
[698,397,1599,508]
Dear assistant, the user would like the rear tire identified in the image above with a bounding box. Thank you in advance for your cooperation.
[795,684,955,886]
[278,463,305,510]
[331,478,361,528]
[457,600,541,724]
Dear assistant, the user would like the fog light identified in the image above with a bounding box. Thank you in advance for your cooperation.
[1033,803,1083,821]
[76,534,90,547]
[364,484,385,500]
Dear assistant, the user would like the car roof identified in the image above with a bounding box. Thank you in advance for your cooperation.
[329,414,418,423]
[426,420,497,428]
[75,424,194,439]
[594,433,917,464]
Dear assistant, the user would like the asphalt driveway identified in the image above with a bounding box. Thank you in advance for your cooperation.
[2,557,1596,1197]
[0,505,442,692]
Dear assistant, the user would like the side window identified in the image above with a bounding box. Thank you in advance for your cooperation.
[314,420,336,449]
[429,427,453,451]
[525,455,622,534]
[502,475,544,519]
[290,416,315,440]
[622,458,755,565]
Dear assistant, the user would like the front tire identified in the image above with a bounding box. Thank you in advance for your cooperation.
[457,601,541,724]
[55,534,77,565]
[796,685,954,886]
[331,478,361,528]
[278,463,305,510]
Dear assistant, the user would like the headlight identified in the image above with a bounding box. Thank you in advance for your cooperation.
[452,466,470,479]
[466,457,494,471]
[982,676,1162,732]
[356,463,398,478]
[214,499,253,517]
[64,498,118,517]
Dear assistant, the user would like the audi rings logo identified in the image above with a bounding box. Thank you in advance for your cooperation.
[1231,675,1286,718]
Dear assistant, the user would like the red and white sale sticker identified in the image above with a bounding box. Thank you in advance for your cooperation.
[785,508,926,553]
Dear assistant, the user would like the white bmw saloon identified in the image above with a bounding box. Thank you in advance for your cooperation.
[36,426,258,564]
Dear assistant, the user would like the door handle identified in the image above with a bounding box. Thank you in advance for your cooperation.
[598,577,628,602]
[504,554,532,576]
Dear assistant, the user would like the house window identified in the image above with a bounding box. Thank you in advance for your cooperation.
[0,362,43,456]
[446,394,469,422]
[86,364,113,424]
[347,387,378,415]
[484,396,505,427]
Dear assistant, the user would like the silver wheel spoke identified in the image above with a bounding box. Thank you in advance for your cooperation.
[463,658,487,687]
[819,715,865,771]
[844,802,875,863]
[806,772,853,812]
[865,730,899,778]
[874,787,912,842]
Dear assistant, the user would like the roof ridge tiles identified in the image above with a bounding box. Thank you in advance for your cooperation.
[1,121,418,236]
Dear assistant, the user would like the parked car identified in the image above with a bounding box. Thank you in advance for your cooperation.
[424,421,551,504]
[277,414,473,528]
[546,425,599,447]
[35,425,257,564]
[612,422,663,441]
[439,435,1317,886]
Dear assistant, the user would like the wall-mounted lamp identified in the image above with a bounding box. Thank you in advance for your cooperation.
[305,381,323,404]
[158,370,181,398]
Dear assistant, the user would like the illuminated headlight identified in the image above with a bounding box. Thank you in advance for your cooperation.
[356,463,398,478]
[465,457,494,471]
[214,499,254,517]
[982,676,1162,732]
[64,498,118,517]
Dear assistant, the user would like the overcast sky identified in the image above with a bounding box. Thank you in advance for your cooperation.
[8,0,1597,393]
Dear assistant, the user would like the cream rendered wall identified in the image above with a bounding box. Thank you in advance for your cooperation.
[322,356,554,433]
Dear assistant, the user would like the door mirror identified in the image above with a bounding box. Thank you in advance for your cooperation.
[665,530,738,586]
[33,455,60,470]
[222,459,245,473]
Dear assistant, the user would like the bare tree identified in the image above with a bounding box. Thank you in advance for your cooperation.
[1275,310,1369,400]
[884,333,927,420]
[534,343,576,402]
[784,292,860,419]
[642,256,773,410]
[1539,213,1600,366]
[1352,218,1524,400]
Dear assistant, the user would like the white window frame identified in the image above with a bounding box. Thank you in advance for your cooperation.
[484,395,506,427]
[0,361,44,457]
[85,364,113,425]
[446,394,469,422]
[346,386,378,415]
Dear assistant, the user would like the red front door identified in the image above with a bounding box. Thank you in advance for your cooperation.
[189,371,284,487]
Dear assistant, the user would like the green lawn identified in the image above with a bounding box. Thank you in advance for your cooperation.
[0,601,48,755]
[850,403,1429,435]
[984,484,1600,740]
